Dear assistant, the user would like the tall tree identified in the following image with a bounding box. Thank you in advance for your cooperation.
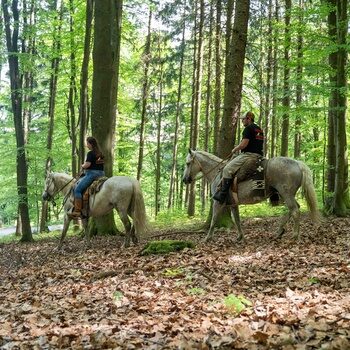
[294,0,303,159]
[78,0,94,167]
[137,9,152,181]
[39,0,64,233]
[188,0,204,216]
[218,0,250,158]
[155,32,164,217]
[270,0,279,158]
[325,0,349,215]
[167,10,186,209]
[263,0,273,157]
[212,0,222,155]
[280,0,291,157]
[2,0,32,242]
[90,0,123,234]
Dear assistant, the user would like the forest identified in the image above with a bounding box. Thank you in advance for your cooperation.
[0,0,348,237]
[0,0,350,348]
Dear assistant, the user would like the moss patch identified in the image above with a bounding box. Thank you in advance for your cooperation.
[141,240,195,255]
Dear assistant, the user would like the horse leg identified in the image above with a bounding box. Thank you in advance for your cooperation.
[58,214,71,249]
[130,225,138,245]
[81,218,90,248]
[204,201,224,242]
[230,206,244,242]
[118,211,132,248]
[276,195,300,239]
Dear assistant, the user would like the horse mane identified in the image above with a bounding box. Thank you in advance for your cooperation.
[195,150,222,163]
[52,172,74,181]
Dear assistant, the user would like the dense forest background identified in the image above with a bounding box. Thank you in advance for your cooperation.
[0,0,349,240]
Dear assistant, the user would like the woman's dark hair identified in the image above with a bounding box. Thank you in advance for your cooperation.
[86,136,103,159]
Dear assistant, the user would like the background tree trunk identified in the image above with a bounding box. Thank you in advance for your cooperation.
[137,9,152,181]
[79,0,94,167]
[167,11,185,209]
[39,0,63,233]
[2,0,32,242]
[90,0,123,235]
[280,0,291,157]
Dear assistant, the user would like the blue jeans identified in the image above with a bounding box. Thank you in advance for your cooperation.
[74,170,105,199]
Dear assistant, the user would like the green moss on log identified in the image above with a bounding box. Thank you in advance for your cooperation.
[141,240,195,255]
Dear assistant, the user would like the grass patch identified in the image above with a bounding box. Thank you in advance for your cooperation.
[0,226,80,245]
[141,240,195,255]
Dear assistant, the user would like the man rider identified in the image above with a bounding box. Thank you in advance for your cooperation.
[213,111,264,204]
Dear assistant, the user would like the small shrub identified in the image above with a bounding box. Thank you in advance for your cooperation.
[224,294,252,315]
[187,287,205,296]
[162,267,185,278]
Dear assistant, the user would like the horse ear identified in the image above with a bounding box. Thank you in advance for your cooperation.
[188,148,193,155]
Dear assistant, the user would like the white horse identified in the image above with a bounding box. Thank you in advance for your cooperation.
[182,149,321,242]
[42,172,149,248]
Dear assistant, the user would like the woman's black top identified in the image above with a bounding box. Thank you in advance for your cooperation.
[86,151,104,170]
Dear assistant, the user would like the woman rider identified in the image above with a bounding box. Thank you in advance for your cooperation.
[70,136,105,218]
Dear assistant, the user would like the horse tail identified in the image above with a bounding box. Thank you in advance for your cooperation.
[298,161,321,224]
[130,180,149,237]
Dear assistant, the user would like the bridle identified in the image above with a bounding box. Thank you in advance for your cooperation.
[44,176,75,203]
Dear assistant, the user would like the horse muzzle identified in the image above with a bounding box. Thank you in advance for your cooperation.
[182,176,192,184]
[42,192,52,201]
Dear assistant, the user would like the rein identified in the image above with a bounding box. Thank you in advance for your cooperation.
[193,152,233,181]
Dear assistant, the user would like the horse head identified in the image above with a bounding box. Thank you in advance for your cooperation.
[42,172,56,201]
[182,149,202,184]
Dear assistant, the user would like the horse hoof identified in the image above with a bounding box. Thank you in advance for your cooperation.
[236,236,245,243]
[275,229,285,239]
[203,236,212,243]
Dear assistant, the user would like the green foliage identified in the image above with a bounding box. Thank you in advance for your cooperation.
[162,267,185,278]
[141,240,194,255]
[187,287,205,296]
[308,276,320,285]
[223,294,252,315]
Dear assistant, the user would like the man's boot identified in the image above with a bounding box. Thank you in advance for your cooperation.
[70,198,82,218]
[213,178,232,204]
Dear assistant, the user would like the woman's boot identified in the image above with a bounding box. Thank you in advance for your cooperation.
[71,198,83,218]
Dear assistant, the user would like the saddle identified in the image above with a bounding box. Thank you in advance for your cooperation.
[220,157,266,206]
[67,176,108,218]
[82,176,108,215]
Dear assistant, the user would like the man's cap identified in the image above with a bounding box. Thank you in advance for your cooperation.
[239,111,254,119]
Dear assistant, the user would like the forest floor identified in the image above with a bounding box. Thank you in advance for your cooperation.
[1,215,350,350]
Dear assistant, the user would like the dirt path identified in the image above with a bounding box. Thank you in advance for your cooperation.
[1,215,350,349]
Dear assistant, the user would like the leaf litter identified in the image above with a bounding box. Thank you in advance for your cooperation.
[0,215,350,349]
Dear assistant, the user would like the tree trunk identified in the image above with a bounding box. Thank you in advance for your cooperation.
[263,0,273,157]
[332,0,349,215]
[39,0,63,233]
[67,0,78,177]
[326,0,337,195]
[79,0,94,167]
[167,10,185,209]
[212,0,222,155]
[90,0,123,234]
[137,9,152,181]
[214,0,250,229]
[270,0,279,158]
[155,35,163,217]
[280,0,291,157]
[201,0,214,212]
[294,0,303,159]
[2,0,32,242]
[188,0,204,217]
[219,0,250,158]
